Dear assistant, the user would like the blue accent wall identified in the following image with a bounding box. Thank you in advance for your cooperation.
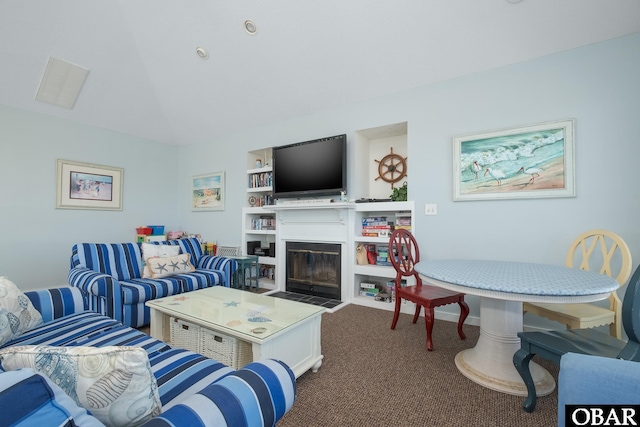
[2,33,639,330]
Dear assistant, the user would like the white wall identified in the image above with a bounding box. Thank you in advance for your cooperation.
[1,33,638,329]
[179,33,640,324]
[0,106,181,289]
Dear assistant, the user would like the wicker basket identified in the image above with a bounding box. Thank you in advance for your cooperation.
[200,328,253,369]
[169,317,253,369]
[216,246,241,257]
[170,317,201,353]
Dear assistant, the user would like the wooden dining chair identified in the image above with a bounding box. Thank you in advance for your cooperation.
[389,229,469,351]
[514,263,640,412]
[523,229,632,339]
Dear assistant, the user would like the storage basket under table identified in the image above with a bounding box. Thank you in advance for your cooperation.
[170,317,253,369]
[170,317,201,353]
[200,328,253,369]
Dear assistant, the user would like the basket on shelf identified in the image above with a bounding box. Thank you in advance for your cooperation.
[148,225,165,235]
[136,227,153,235]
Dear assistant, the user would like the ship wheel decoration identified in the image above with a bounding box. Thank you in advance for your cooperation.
[375,147,408,189]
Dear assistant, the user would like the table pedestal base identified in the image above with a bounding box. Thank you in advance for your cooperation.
[454,297,555,396]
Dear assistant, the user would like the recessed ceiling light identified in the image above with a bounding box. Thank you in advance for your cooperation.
[507,0,523,3]
[196,47,209,59]
[244,20,257,35]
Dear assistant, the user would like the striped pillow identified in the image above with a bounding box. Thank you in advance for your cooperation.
[0,368,103,427]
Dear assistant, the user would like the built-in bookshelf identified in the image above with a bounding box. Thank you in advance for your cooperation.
[242,122,411,299]
[352,201,415,311]
[241,207,277,290]
[246,148,274,208]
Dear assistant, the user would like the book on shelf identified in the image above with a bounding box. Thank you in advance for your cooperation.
[259,265,275,279]
[395,211,412,227]
[362,216,387,223]
[250,216,276,230]
[386,279,407,289]
[248,172,272,188]
[359,281,379,289]
[359,290,378,298]
[361,224,394,237]
[375,293,392,302]
[394,225,412,230]
[386,279,407,301]
[253,195,274,207]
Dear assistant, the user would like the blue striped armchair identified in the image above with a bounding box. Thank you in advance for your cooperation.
[68,237,238,327]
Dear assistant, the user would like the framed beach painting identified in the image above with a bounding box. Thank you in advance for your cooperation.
[453,119,576,201]
[56,159,123,210]
[192,171,225,211]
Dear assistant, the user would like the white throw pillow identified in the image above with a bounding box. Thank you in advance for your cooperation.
[146,254,195,279]
[141,243,181,278]
[141,242,181,260]
[0,276,43,346]
[0,345,162,427]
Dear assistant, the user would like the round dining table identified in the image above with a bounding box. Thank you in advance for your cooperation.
[414,259,619,396]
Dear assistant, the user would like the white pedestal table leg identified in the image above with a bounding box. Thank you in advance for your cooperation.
[454,297,555,396]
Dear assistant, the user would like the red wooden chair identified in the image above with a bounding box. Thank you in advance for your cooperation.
[389,229,469,351]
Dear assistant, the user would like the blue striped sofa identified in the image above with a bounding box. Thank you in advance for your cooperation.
[68,238,238,328]
[0,286,296,426]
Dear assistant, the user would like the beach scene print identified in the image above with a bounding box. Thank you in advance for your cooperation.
[192,173,223,208]
[459,126,568,198]
[70,171,113,201]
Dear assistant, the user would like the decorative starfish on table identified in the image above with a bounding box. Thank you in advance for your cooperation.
[224,301,239,307]
[173,296,187,301]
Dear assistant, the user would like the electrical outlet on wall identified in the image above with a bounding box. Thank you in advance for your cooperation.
[425,204,437,215]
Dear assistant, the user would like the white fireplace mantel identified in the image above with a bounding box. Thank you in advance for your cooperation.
[271,203,354,228]
[270,203,356,302]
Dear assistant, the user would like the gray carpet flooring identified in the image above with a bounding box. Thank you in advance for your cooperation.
[277,303,559,426]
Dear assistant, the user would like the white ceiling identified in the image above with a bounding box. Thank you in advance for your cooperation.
[1,1,639,146]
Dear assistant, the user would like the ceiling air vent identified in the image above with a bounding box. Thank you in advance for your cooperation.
[35,56,89,109]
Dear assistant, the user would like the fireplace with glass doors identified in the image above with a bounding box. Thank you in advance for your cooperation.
[285,242,341,300]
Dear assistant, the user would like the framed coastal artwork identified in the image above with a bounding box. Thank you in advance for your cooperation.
[453,119,575,201]
[56,159,123,210]
[192,171,225,211]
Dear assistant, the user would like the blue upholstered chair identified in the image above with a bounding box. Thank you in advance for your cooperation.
[557,353,640,427]
[514,264,640,412]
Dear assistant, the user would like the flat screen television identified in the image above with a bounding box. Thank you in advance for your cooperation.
[272,134,347,199]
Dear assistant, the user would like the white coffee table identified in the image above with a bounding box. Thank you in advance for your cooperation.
[146,286,325,378]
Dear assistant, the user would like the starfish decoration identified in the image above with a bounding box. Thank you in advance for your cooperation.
[169,260,180,271]
[155,262,168,273]
[173,296,187,301]
[181,260,190,268]
[224,301,239,307]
